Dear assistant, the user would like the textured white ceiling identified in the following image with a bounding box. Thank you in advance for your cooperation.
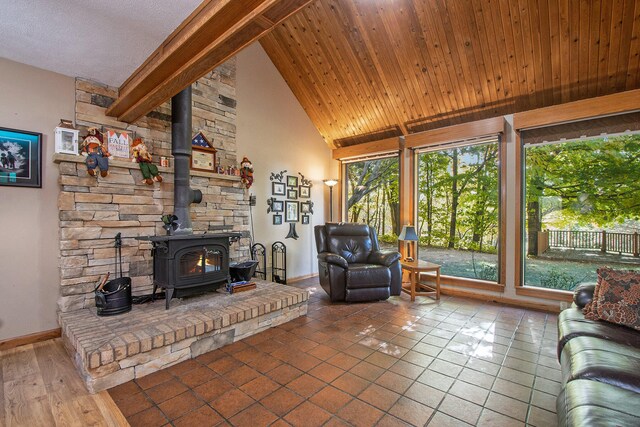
[0,0,202,87]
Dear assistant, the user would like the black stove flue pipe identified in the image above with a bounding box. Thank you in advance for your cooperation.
[171,86,202,234]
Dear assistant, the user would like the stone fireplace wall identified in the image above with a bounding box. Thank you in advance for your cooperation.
[57,58,251,312]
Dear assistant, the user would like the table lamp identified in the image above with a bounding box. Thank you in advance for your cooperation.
[398,225,419,261]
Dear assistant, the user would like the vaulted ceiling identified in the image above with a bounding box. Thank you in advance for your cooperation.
[260,0,640,148]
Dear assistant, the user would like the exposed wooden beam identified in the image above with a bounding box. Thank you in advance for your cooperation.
[513,88,640,130]
[106,0,313,123]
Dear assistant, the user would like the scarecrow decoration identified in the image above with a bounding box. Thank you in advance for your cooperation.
[240,156,254,189]
[131,138,162,185]
[81,127,110,177]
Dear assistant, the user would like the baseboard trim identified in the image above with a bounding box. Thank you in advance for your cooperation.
[0,328,62,351]
[441,287,561,313]
[287,273,319,283]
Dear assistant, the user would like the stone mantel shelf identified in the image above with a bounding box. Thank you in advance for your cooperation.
[52,153,241,181]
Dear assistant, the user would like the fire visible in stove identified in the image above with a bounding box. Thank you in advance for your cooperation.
[179,248,223,276]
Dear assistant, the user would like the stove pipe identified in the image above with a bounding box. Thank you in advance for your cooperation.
[171,86,202,234]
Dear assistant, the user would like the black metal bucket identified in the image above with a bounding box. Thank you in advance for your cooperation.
[95,233,132,316]
[95,277,132,316]
[230,260,259,282]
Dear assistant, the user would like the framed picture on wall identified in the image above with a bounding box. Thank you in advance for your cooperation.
[302,215,310,225]
[300,202,311,214]
[286,175,298,187]
[285,201,299,222]
[190,131,217,172]
[272,200,284,212]
[54,126,79,155]
[273,215,282,225]
[299,185,311,198]
[287,189,298,200]
[0,127,42,188]
[272,181,286,196]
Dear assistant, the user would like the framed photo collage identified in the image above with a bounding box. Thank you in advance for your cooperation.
[270,174,312,226]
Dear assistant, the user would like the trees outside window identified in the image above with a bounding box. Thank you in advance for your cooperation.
[346,157,399,241]
[417,141,500,282]
[523,133,640,290]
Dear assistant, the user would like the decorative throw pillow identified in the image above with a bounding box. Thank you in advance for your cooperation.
[583,268,605,320]
[587,267,640,330]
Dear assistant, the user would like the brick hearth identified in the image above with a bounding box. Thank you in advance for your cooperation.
[60,281,308,393]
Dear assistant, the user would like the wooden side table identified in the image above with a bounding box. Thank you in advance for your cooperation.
[400,260,441,302]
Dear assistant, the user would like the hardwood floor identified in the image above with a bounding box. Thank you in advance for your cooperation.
[1,338,128,427]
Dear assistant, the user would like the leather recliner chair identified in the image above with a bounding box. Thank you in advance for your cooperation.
[314,223,402,302]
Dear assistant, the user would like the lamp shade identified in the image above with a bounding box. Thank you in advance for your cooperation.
[323,179,339,187]
[398,225,419,241]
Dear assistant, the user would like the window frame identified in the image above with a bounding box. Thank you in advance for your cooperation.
[513,132,577,301]
[511,92,640,302]
[405,117,507,291]
[516,129,640,300]
[342,153,401,236]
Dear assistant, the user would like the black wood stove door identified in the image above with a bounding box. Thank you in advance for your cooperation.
[174,244,229,287]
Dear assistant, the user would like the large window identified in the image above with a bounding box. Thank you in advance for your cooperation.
[346,156,399,243]
[417,140,500,282]
[523,133,640,290]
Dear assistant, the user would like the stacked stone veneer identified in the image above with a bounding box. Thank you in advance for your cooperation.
[59,281,309,392]
[58,58,250,312]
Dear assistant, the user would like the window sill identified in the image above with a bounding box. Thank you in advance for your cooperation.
[440,275,504,292]
[515,286,573,302]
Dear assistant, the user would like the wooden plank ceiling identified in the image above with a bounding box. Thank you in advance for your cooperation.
[260,0,640,148]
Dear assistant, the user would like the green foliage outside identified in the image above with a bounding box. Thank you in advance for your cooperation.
[346,157,400,237]
[347,143,500,282]
[379,233,399,244]
[538,268,586,291]
[525,133,640,289]
[476,263,498,282]
[416,142,500,281]
[526,134,640,230]
[346,134,640,289]
[417,142,499,254]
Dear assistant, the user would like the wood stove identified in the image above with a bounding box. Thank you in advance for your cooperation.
[143,233,241,309]
[138,86,243,309]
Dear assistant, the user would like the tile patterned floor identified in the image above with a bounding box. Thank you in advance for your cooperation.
[108,278,561,426]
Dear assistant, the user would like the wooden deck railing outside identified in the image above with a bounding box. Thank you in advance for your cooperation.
[538,230,640,257]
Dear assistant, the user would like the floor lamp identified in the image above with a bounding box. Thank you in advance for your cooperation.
[323,179,338,222]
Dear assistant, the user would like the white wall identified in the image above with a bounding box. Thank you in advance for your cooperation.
[0,58,75,340]
[236,43,336,280]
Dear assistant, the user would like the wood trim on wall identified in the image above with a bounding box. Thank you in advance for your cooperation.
[332,136,401,160]
[515,286,573,302]
[513,89,640,130]
[338,162,345,222]
[514,130,523,288]
[0,328,61,352]
[440,287,561,313]
[499,124,508,286]
[398,138,415,257]
[287,273,319,283]
[405,117,505,149]
[440,276,505,292]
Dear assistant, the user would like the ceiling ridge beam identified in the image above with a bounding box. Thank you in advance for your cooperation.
[106,0,313,123]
